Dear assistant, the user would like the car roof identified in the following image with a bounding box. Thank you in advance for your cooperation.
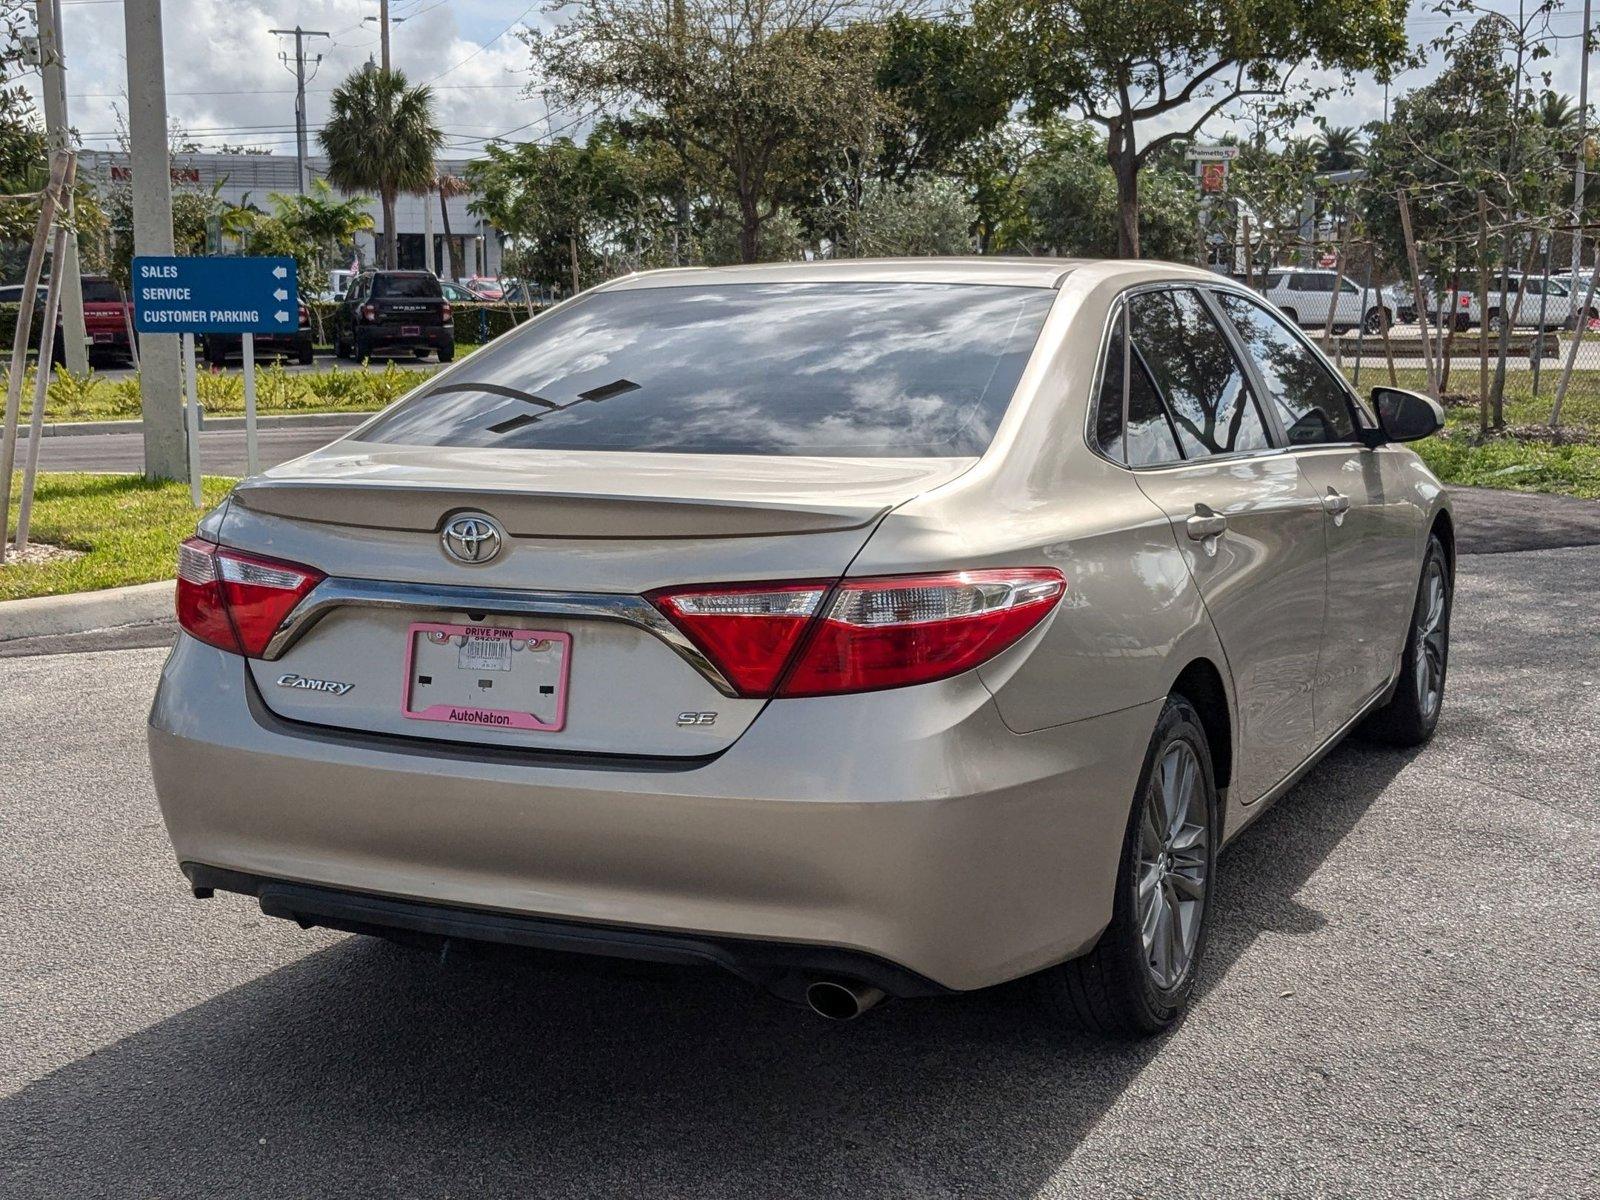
[604,257,1088,291]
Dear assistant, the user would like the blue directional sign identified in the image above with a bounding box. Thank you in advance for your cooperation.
[132,256,299,334]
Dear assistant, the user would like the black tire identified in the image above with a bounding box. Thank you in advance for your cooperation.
[334,331,349,360]
[414,346,430,360]
[297,339,315,366]
[437,341,455,363]
[354,332,371,363]
[1039,694,1220,1038]
[1362,534,1451,747]
[204,339,228,368]
[1362,307,1391,334]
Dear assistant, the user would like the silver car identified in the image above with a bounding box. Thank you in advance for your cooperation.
[149,259,1452,1035]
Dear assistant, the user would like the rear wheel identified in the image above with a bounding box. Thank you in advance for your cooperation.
[1363,306,1391,334]
[1039,695,1218,1038]
[438,341,455,363]
[354,332,371,363]
[204,338,228,368]
[1362,535,1451,747]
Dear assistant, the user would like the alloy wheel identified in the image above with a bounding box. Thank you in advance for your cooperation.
[1136,740,1210,991]
[1414,557,1449,722]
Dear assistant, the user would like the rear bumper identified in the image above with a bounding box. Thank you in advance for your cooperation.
[363,324,451,346]
[183,864,950,1000]
[148,635,1158,992]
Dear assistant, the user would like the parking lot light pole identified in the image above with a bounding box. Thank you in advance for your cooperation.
[123,0,186,481]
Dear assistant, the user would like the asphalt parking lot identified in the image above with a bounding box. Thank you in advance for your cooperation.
[2,527,1597,1197]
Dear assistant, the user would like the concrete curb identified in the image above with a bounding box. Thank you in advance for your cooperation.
[0,580,173,643]
[33,410,374,438]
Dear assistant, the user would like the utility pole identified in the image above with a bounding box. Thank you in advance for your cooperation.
[35,0,87,374]
[271,25,329,194]
[122,0,185,480]
[1575,0,1592,282]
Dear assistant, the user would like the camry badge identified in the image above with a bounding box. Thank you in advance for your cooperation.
[276,673,354,696]
[441,514,503,564]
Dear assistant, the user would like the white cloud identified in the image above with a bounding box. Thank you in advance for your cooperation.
[27,0,560,157]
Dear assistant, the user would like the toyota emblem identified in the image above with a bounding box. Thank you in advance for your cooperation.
[441,514,504,564]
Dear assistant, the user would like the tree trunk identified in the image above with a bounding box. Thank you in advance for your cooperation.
[569,234,581,296]
[739,190,761,264]
[1106,129,1140,259]
[381,189,398,269]
[440,188,463,280]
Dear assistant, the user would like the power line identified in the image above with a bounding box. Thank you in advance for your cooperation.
[422,1,539,84]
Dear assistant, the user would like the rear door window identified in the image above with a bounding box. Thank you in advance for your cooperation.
[1127,288,1272,458]
[1095,314,1184,467]
[1215,292,1357,445]
[81,279,122,303]
[354,282,1056,457]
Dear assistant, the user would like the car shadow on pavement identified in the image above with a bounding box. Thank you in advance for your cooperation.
[1,741,1420,1199]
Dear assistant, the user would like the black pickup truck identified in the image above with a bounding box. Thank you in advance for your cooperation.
[332,270,455,363]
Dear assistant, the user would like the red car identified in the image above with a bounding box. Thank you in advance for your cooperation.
[82,275,136,365]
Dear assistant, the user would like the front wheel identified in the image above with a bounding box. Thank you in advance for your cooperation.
[1362,534,1451,747]
[1363,306,1392,334]
[1039,694,1218,1037]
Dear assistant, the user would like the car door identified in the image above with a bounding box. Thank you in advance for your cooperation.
[1123,286,1329,805]
[1212,289,1416,735]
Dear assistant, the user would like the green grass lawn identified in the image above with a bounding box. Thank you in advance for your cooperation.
[1,472,235,601]
[1340,365,1600,499]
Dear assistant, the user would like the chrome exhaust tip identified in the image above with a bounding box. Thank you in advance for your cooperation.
[805,978,886,1021]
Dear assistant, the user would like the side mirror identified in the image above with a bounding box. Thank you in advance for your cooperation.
[1368,386,1445,444]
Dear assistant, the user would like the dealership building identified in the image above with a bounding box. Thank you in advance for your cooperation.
[79,150,506,280]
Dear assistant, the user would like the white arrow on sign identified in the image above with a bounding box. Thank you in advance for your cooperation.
[272,265,288,279]
[275,310,290,322]
[274,288,288,302]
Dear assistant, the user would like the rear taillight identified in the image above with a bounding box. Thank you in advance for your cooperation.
[298,302,309,325]
[175,537,324,657]
[1460,294,1471,308]
[651,582,828,696]
[441,301,452,321]
[651,569,1064,699]
[361,303,376,321]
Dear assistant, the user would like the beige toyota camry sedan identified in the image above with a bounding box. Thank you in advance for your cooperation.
[149,259,1453,1036]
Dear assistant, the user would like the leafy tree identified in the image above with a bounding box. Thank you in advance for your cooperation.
[530,0,889,263]
[874,16,1015,181]
[469,129,675,294]
[976,0,1411,255]
[1018,120,1197,259]
[267,178,375,269]
[319,67,442,269]
[848,176,975,255]
[243,215,328,301]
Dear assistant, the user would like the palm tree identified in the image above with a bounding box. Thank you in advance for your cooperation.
[269,178,376,268]
[435,172,470,280]
[1313,124,1365,173]
[318,66,442,269]
[1539,91,1579,136]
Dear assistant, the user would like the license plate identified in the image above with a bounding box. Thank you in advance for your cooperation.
[402,622,571,732]
[92,332,113,343]
[401,325,420,337]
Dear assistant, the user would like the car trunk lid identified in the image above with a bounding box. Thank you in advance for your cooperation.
[227,444,974,756]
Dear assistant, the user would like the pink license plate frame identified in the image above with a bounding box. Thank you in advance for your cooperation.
[401,324,421,337]
[401,622,571,733]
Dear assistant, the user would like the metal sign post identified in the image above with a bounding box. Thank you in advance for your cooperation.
[131,255,298,501]
[242,331,259,476]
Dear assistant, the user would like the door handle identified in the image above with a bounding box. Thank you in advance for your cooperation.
[1185,505,1228,540]
[1322,488,1351,524]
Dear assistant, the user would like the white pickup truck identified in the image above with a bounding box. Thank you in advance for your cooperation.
[1389,274,1590,331]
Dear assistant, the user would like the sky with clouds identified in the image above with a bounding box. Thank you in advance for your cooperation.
[18,0,1599,159]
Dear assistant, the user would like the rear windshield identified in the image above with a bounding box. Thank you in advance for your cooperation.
[373,274,442,299]
[81,279,122,303]
[352,282,1055,457]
